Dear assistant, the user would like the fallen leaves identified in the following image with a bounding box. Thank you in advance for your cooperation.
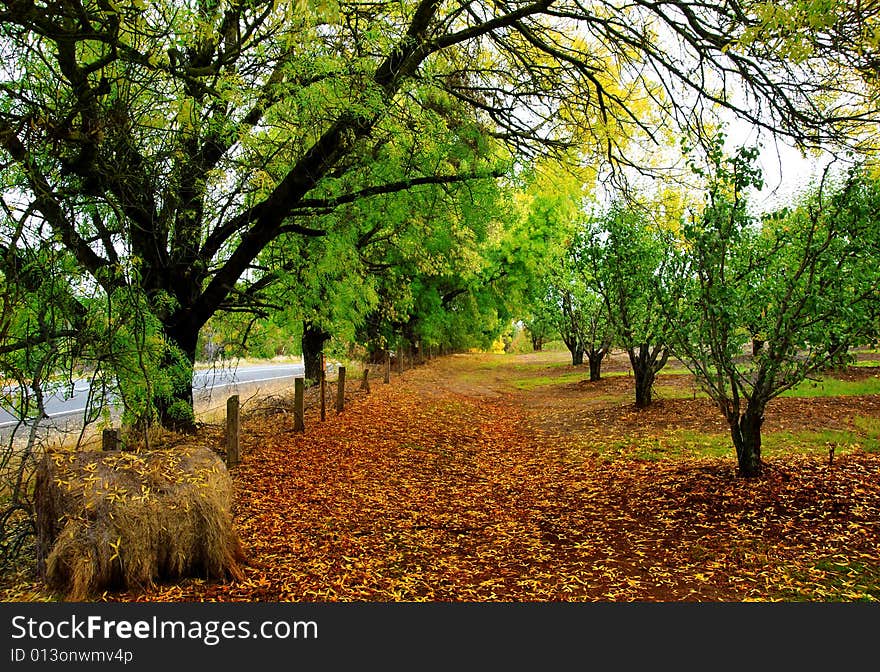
[10,352,878,603]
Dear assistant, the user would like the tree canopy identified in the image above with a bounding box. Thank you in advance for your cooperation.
[1,0,877,431]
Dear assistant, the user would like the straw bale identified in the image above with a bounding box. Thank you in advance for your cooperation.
[35,445,245,600]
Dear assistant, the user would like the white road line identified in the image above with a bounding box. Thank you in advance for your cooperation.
[0,406,88,428]
[200,373,301,388]
[0,370,303,428]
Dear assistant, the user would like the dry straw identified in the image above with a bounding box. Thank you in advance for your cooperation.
[35,445,245,601]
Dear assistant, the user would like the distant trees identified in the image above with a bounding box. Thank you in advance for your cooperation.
[524,198,670,397]
[527,136,880,478]
[503,159,587,364]
[522,305,557,352]
[534,254,613,375]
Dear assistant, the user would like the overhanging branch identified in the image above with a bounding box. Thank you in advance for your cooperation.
[297,170,505,210]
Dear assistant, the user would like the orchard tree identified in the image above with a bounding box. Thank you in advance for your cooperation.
[522,307,557,351]
[664,139,880,477]
[2,0,876,429]
[539,257,612,375]
[573,286,614,382]
[574,206,670,406]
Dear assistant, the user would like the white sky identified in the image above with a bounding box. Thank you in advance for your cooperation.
[724,116,848,213]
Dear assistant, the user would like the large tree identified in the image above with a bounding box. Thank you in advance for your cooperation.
[1,0,875,428]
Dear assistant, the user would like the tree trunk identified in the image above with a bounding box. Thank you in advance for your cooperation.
[563,336,583,366]
[730,408,764,478]
[633,366,654,408]
[155,324,198,432]
[302,323,330,384]
[368,346,389,365]
[587,351,604,381]
[751,338,764,357]
[627,344,668,409]
[531,335,543,351]
[827,334,849,371]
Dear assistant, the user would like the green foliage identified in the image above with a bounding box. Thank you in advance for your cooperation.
[521,306,559,352]
[671,143,880,404]
[568,200,671,402]
[573,204,670,353]
[160,399,196,429]
[1,0,875,436]
[663,134,880,474]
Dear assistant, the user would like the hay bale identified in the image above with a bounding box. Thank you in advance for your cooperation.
[35,445,245,600]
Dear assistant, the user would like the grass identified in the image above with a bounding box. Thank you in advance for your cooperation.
[851,416,880,451]
[762,427,880,455]
[509,370,640,390]
[852,359,880,368]
[653,369,880,400]
[470,354,573,372]
[776,558,880,602]
[584,418,880,462]
[783,376,880,398]
[510,372,587,390]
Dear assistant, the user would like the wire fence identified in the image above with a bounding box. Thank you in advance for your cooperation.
[0,352,431,580]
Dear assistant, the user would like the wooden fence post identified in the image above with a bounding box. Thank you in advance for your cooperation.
[226,394,240,467]
[336,365,346,413]
[320,353,326,422]
[294,377,305,432]
[384,352,391,384]
[102,428,120,452]
[360,368,370,393]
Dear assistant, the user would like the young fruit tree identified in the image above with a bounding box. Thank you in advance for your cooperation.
[541,253,613,376]
[663,141,880,477]
[573,207,670,407]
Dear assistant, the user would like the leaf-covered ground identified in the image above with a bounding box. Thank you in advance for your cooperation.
[7,351,880,601]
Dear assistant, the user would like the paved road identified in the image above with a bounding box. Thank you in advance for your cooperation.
[0,361,304,432]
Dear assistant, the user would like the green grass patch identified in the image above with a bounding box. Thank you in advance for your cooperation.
[586,420,880,463]
[510,361,576,373]
[660,430,732,458]
[762,428,878,455]
[510,372,590,390]
[583,431,732,462]
[775,559,880,602]
[783,376,880,397]
[512,369,690,392]
[851,417,880,452]
[471,357,569,372]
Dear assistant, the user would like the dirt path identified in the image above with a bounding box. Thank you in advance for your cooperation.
[79,350,877,603]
